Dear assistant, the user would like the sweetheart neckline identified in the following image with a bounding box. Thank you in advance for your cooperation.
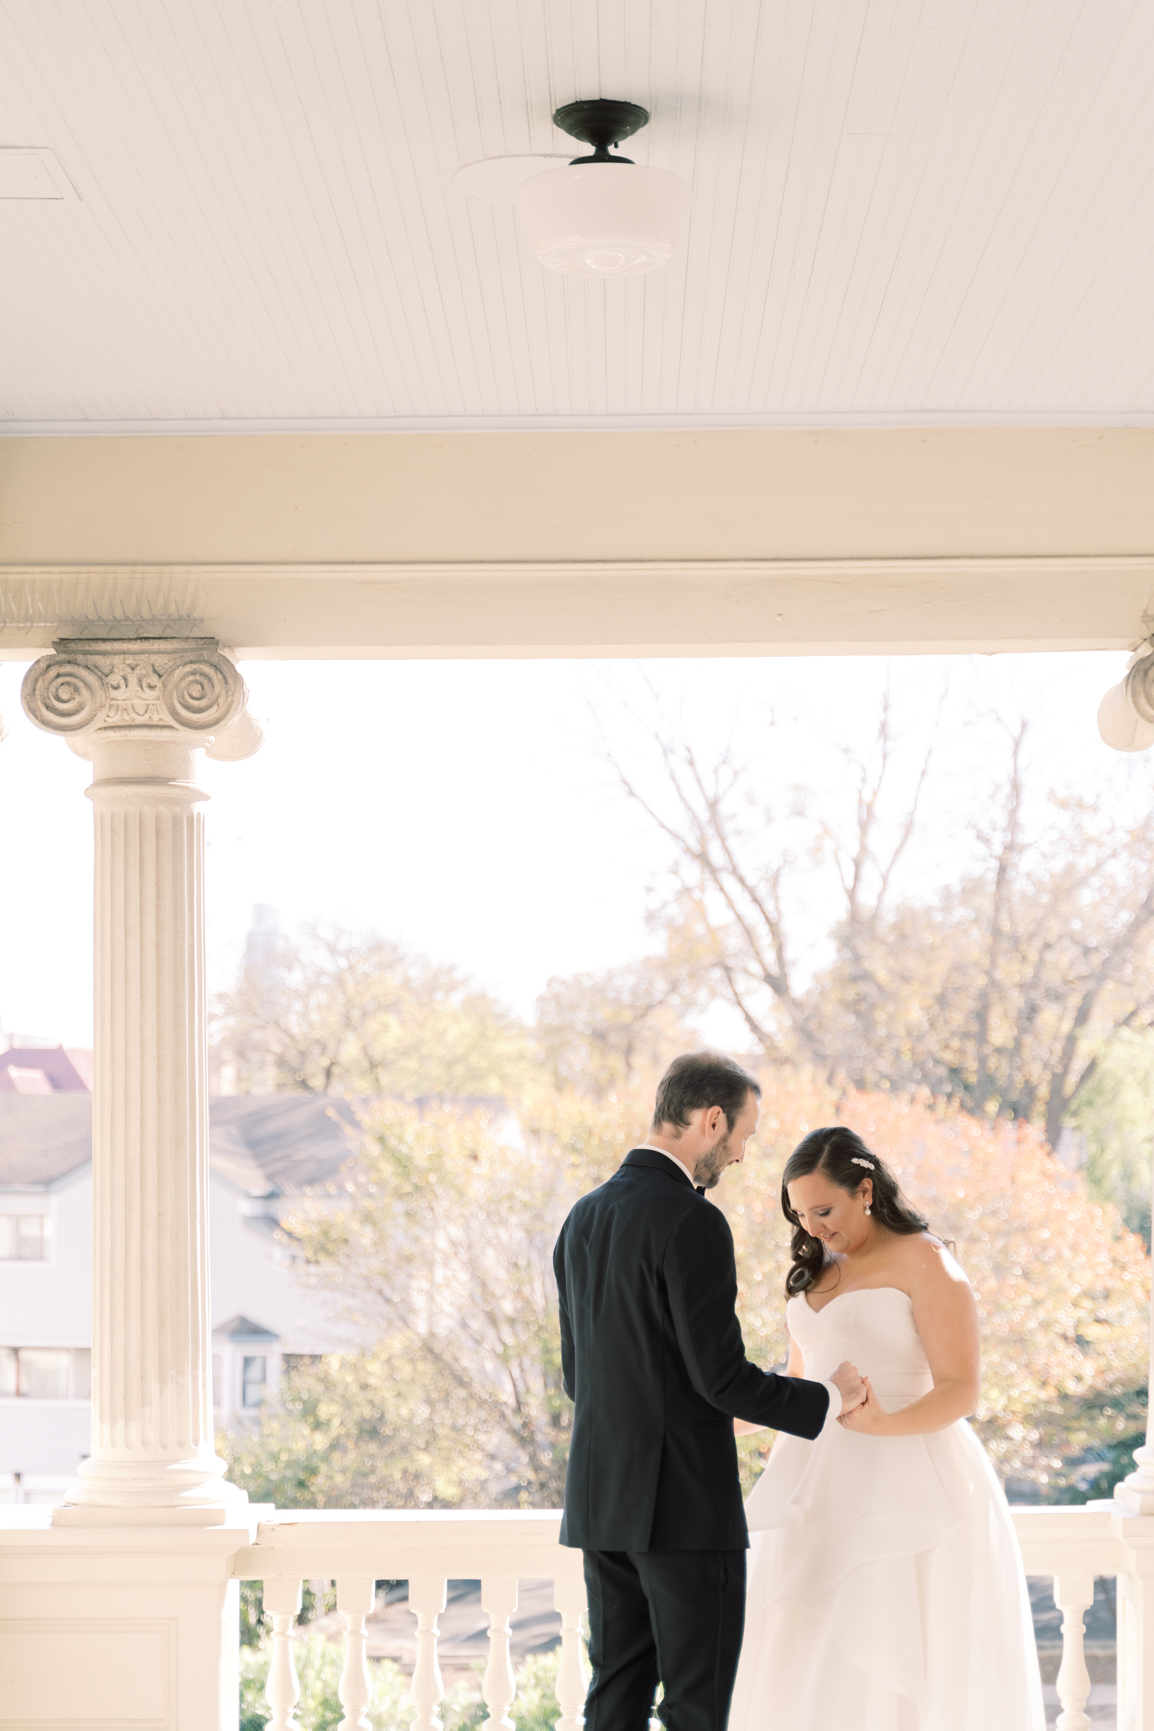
[797,1284,913,1316]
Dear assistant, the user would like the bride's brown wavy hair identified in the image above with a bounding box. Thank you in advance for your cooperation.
[781,1126,930,1296]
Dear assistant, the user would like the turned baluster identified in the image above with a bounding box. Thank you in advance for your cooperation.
[481,1575,519,1731]
[409,1574,447,1731]
[337,1574,376,1731]
[263,1577,303,1731]
[1053,1573,1095,1731]
[554,1571,589,1731]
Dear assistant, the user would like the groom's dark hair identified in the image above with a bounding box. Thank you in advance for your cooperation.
[652,1051,761,1134]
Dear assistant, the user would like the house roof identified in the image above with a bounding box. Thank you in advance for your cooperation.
[212,1315,280,1343]
[0,1093,366,1194]
[0,1095,95,1188]
[0,1047,94,1094]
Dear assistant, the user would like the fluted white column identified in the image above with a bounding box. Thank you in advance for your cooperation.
[22,638,257,1523]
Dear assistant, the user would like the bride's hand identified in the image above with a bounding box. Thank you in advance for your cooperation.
[837,1377,894,1435]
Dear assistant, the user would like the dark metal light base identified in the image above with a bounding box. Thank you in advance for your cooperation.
[552,99,650,165]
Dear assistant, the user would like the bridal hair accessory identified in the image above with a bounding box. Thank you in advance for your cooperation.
[851,1157,875,1169]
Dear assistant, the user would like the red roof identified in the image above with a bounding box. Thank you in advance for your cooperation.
[0,1047,93,1094]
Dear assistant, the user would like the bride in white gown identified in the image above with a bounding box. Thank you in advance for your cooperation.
[729,1126,1044,1731]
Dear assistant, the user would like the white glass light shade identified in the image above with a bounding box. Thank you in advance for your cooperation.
[515,163,690,276]
[1097,681,1154,752]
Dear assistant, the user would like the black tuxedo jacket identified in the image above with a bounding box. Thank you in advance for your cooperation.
[554,1147,830,1552]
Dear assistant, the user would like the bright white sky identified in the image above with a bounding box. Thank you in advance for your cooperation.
[0,649,1146,1049]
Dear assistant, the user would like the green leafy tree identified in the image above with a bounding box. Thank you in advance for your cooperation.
[227,1096,635,1509]
[211,922,532,1098]
[1067,1026,1154,1246]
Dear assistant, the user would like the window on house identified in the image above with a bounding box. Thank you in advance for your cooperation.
[0,1348,91,1399]
[73,1348,91,1399]
[212,1353,222,1410]
[241,1356,267,1408]
[18,1348,71,1399]
[0,1215,51,1260]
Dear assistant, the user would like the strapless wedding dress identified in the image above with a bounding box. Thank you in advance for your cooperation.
[729,1287,1045,1730]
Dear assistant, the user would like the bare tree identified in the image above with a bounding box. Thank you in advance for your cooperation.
[613,690,936,1070]
[613,705,1154,1143]
[535,953,701,1096]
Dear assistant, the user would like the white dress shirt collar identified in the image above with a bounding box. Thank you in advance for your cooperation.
[635,1142,697,1187]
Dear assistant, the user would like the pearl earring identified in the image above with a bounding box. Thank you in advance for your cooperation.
[865,1203,872,1216]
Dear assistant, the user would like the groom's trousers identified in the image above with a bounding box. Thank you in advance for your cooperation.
[581,1548,747,1731]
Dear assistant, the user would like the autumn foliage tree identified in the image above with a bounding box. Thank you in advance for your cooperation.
[224,1081,1148,1508]
[720,1077,1149,1494]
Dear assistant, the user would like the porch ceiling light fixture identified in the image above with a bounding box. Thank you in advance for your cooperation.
[514,99,690,277]
[1098,647,1154,752]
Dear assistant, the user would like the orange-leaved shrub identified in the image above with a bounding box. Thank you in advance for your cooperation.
[720,1077,1150,1491]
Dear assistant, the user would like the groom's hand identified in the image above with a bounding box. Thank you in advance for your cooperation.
[830,1360,866,1415]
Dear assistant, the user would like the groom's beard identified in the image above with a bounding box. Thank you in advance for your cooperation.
[692,1131,733,1191]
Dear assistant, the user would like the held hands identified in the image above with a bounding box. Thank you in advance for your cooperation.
[829,1359,866,1416]
[837,1375,895,1435]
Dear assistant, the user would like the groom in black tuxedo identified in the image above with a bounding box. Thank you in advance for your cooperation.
[553,1051,865,1731]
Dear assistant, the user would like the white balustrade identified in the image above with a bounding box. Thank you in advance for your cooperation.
[234,1511,589,1731]
[264,1576,304,1731]
[230,1506,1154,1731]
[555,1570,591,1731]
[13,1497,1154,1727]
[1053,1572,1095,1731]
[337,1574,376,1731]
[409,1572,448,1731]
[1012,1505,1129,1730]
[481,1574,519,1731]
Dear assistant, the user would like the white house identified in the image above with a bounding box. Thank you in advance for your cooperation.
[0,1092,367,1498]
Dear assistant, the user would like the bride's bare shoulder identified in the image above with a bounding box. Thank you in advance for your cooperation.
[895,1231,969,1289]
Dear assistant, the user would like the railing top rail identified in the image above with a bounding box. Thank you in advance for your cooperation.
[235,1507,582,1583]
[255,1509,566,1529]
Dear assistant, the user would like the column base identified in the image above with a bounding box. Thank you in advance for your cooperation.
[1115,1479,1154,1517]
[51,1453,251,1528]
[1114,1445,1154,1515]
[1,1508,258,1729]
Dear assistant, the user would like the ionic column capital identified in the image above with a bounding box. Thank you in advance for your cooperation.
[20,636,246,745]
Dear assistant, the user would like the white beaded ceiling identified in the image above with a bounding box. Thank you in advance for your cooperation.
[0,0,1152,429]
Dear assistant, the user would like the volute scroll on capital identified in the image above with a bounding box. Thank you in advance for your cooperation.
[20,637,247,742]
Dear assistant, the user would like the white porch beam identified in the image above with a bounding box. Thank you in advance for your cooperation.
[1,428,1152,656]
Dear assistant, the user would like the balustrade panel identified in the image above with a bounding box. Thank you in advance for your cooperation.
[263,1577,304,1731]
[336,1574,376,1731]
